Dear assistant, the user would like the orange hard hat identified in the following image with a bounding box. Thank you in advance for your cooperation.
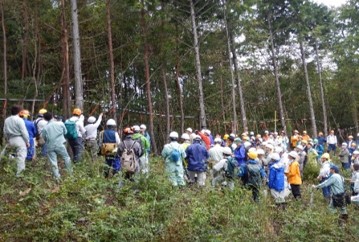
[72,108,82,116]
[20,109,30,118]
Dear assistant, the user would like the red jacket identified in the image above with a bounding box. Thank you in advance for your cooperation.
[198,132,211,150]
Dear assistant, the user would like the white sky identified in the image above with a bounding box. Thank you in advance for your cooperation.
[313,0,347,7]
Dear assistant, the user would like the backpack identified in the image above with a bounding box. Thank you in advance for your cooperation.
[64,120,78,140]
[121,140,138,174]
[246,163,262,188]
[170,148,181,162]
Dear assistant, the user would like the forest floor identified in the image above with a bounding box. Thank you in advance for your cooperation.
[0,150,358,241]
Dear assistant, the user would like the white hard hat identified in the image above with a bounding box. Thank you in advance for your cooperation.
[342,142,348,147]
[266,143,274,150]
[249,131,254,136]
[87,116,96,123]
[204,129,211,135]
[223,147,232,155]
[353,150,359,155]
[140,124,147,130]
[186,128,193,133]
[244,141,252,149]
[229,133,236,138]
[257,149,265,155]
[274,146,283,154]
[269,153,280,161]
[296,145,304,151]
[181,133,190,140]
[106,119,116,126]
[194,135,202,140]
[214,137,222,143]
[132,125,140,132]
[288,151,298,159]
[169,131,179,138]
[264,130,269,134]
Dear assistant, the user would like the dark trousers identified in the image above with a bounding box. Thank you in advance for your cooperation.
[68,137,84,162]
[291,184,301,199]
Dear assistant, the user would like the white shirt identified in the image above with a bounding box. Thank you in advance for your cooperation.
[35,117,48,134]
[208,145,224,165]
[326,134,337,145]
[84,114,103,140]
[319,161,331,179]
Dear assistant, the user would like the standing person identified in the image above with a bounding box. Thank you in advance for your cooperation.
[286,151,302,199]
[233,138,246,167]
[295,145,306,175]
[338,143,350,170]
[238,149,266,202]
[117,127,143,180]
[317,153,332,203]
[317,132,326,147]
[268,153,289,206]
[212,147,237,189]
[208,138,224,167]
[347,135,355,148]
[3,105,30,177]
[327,130,338,155]
[313,165,348,220]
[140,124,151,174]
[185,135,209,187]
[100,119,121,178]
[41,112,72,180]
[132,125,150,175]
[65,108,86,163]
[313,139,324,162]
[161,131,186,187]
[34,108,48,156]
[19,110,37,161]
[290,130,300,150]
[301,131,311,143]
[278,131,289,151]
[197,129,211,150]
[84,113,103,161]
[348,142,356,164]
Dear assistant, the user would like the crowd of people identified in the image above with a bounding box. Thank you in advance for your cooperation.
[2,105,359,220]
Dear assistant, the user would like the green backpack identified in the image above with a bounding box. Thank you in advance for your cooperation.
[64,120,78,140]
[246,163,262,188]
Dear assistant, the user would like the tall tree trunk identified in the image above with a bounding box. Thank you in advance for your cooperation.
[1,0,7,125]
[189,0,206,129]
[314,40,328,136]
[229,30,247,132]
[223,1,237,134]
[70,0,83,110]
[268,13,286,133]
[175,23,184,134]
[140,4,157,154]
[106,0,117,121]
[219,63,226,124]
[21,0,29,80]
[299,39,317,136]
[162,68,170,136]
[61,0,70,118]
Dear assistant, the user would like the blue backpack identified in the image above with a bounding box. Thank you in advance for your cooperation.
[64,120,78,140]
[170,148,181,162]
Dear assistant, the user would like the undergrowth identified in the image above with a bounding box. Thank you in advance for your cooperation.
[0,151,358,241]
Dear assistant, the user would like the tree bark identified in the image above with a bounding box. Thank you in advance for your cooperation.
[268,13,286,133]
[140,4,157,154]
[21,0,29,80]
[60,0,71,118]
[175,23,184,134]
[1,0,7,122]
[70,0,83,110]
[223,1,237,134]
[190,0,206,129]
[162,68,170,136]
[106,0,117,121]
[299,39,317,136]
[314,40,328,136]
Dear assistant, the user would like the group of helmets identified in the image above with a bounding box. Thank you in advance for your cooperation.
[123,124,147,135]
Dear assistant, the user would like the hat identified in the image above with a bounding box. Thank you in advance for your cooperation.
[87,116,96,123]
[269,153,280,161]
[38,108,47,115]
[223,147,232,155]
[234,138,242,144]
[330,164,339,173]
[321,153,330,160]
[140,124,147,130]
[132,125,140,132]
[186,128,193,133]
[72,108,82,116]
[274,146,283,154]
[204,129,211,135]
[303,131,307,134]
[194,135,202,141]
[169,131,179,138]
[294,130,299,133]
[123,127,133,134]
[181,133,190,140]
[264,130,269,134]
[19,109,30,118]
[342,142,348,147]
[214,138,222,143]
[353,150,359,155]
[244,141,252,149]
[248,150,258,159]
[288,151,298,160]
[223,134,229,140]
[257,149,265,155]
[296,145,304,151]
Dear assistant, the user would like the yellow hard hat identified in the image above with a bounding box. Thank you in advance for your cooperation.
[321,153,330,160]
[20,109,30,118]
[72,108,82,116]
[38,108,47,114]
[248,150,258,160]
[223,134,229,140]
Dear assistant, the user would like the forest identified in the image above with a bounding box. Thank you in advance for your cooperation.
[0,0,358,151]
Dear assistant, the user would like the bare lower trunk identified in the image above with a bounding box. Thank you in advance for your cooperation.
[314,40,328,136]
[190,0,206,128]
[61,0,70,118]
[162,68,170,136]
[219,63,226,123]
[223,2,237,133]
[300,39,317,136]
[175,23,184,134]
[1,0,8,123]
[21,0,29,80]
[140,4,157,154]
[106,0,117,121]
[70,0,83,109]
[268,13,286,133]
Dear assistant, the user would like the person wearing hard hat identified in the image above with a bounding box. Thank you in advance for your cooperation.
[317,153,332,203]
[351,163,359,205]
[278,131,289,151]
[84,113,103,161]
[19,110,37,161]
[233,138,246,167]
[41,112,72,180]
[140,124,151,153]
[312,164,348,219]
[99,119,121,178]
[185,135,209,187]
[316,131,326,147]
[326,130,337,155]
[339,142,350,170]
[196,129,211,150]
[286,151,302,199]
[132,125,150,175]
[268,152,289,206]
[65,108,86,163]
[348,142,356,163]
[3,105,30,177]
[208,138,224,167]
[180,133,191,180]
[161,131,186,187]
[212,147,237,189]
[34,108,48,156]
[238,149,266,202]
[347,135,354,148]
[295,145,306,175]
[301,131,311,142]
[290,130,300,150]
[351,150,359,169]
[313,138,324,163]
